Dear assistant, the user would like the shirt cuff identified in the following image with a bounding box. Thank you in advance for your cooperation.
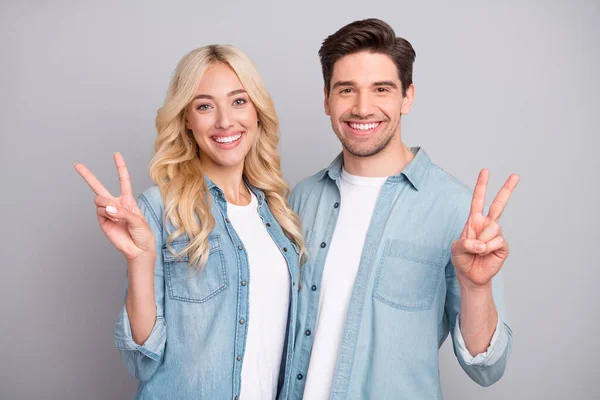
[454,313,507,366]
[114,305,166,361]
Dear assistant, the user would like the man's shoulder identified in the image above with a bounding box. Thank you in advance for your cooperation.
[423,161,473,209]
[292,169,327,194]
[419,160,475,238]
[289,168,329,211]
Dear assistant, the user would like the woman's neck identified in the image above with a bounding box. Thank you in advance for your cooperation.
[201,159,251,206]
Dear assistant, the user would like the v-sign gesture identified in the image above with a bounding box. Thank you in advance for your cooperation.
[452,169,520,290]
[74,153,155,262]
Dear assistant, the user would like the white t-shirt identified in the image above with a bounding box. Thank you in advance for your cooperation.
[303,168,387,399]
[227,191,291,400]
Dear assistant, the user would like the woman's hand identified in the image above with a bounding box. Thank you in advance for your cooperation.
[74,152,155,263]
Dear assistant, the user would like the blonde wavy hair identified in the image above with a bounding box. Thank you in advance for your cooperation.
[149,44,305,272]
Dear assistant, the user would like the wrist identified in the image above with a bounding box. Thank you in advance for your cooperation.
[127,250,156,270]
[458,279,493,296]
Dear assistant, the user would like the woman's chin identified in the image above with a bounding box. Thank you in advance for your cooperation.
[205,151,248,170]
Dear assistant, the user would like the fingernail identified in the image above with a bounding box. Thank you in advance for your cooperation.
[106,206,118,214]
[476,243,485,252]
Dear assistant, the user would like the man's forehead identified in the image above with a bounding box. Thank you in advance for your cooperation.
[332,52,399,82]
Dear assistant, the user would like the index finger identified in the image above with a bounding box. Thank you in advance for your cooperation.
[74,162,114,198]
[114,152,133,197]
[470,168,489,217]
[487,174,520,222]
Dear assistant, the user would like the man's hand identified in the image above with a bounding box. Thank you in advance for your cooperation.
[452,169,520,290]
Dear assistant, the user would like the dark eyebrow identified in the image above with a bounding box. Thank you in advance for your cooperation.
[192,89,247,101]
[331,80,398,90]
[373,81,398,89]
[331,81,356,90]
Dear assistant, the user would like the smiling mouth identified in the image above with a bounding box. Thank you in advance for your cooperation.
[345,121,382,134]
[211,133,243,144]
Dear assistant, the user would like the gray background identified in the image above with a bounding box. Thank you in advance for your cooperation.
[1,0,598,399]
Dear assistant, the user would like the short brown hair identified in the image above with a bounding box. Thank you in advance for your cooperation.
[319,18,416,96]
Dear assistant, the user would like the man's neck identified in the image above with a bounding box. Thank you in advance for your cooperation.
[342,139,414,178]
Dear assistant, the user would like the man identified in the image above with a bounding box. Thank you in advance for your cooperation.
[288,18,519,399]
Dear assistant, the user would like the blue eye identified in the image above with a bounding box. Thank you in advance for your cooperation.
[233,98,247,106]
[197,104,212,111]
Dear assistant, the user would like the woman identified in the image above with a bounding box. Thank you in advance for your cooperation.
[74,45,305,400]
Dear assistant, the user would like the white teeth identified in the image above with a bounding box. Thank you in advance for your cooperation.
[349,122,380,130]
[213,134,242,144]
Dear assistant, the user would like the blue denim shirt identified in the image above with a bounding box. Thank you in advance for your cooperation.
[113,179,300,400]
[288,148,512,399]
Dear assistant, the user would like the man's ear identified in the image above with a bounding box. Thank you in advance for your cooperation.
[400,84,415,115]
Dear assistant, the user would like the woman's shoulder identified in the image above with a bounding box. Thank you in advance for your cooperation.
[138,185,162,203]
[136,185,164,228]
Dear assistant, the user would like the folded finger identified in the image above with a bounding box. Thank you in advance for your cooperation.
[97,206,119,223]
[452,238,486,256]
[478,222,502,243]
[481,236,508,256]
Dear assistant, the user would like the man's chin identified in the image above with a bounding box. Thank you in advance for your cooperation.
[339,132,397,158]
[342,143,384,158]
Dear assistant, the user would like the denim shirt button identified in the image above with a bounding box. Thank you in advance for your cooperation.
[305,329,311,336]
[311,285,317,291]
[266,222,271,227]
[297,373,304,380]
[241,280,247,286]
[283,247,288,252]
[239,318,245,325]
[225,218,230,223]
[334,202,339,208]
[320,242,326,248]
[238,245,243,250]
[237,355,242,361]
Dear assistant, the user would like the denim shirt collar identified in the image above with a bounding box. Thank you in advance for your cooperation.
[319,146,431,191]
[204,175,266,205]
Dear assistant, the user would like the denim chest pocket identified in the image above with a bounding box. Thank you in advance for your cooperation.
[373,240,446,311]
[163,234,228,303]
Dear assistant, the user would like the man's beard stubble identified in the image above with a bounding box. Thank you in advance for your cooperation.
[332,118,398,158]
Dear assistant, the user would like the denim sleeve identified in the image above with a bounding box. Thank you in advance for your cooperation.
[113,193,167,382]
[444,265,513,387]
[453,313,503,364]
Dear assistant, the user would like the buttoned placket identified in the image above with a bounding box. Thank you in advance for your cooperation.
[292,184,342,396]
[213,188,250,400]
